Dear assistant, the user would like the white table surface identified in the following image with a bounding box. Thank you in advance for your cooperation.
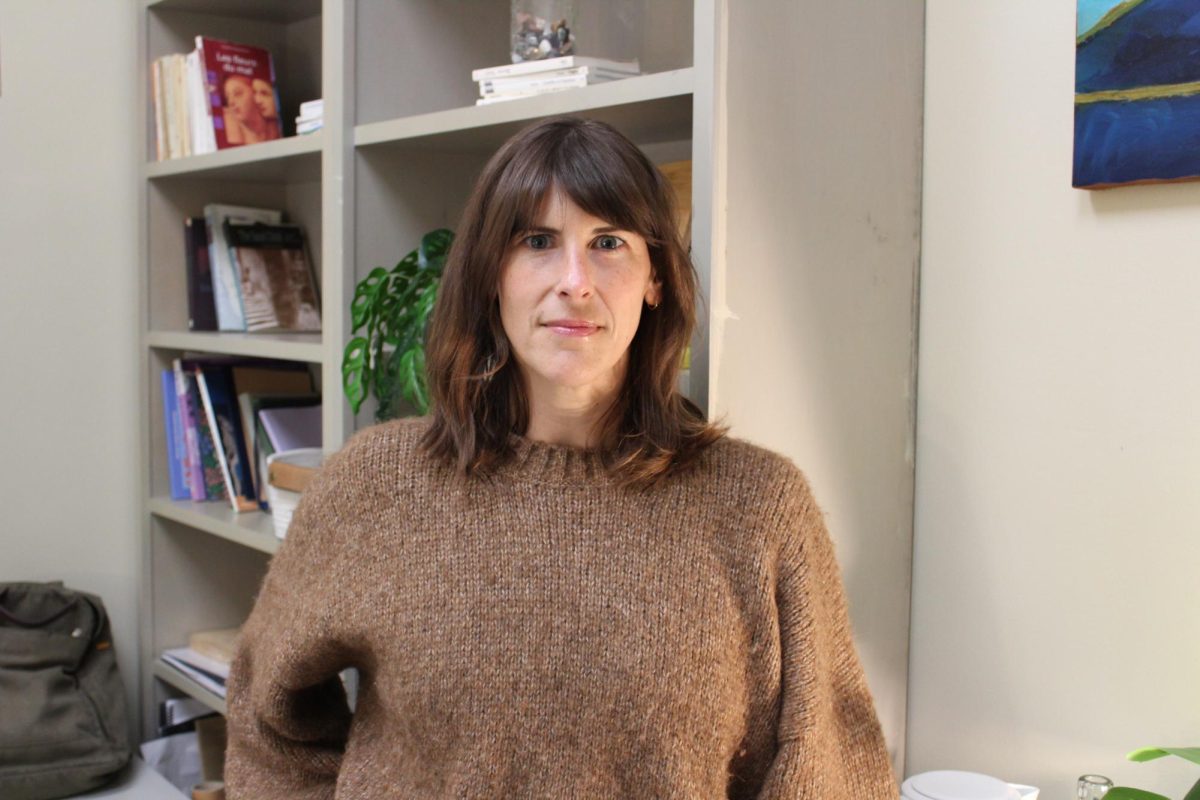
[72,758,185,799]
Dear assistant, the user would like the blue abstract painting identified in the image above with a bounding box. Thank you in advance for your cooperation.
[1074,0,1200,188]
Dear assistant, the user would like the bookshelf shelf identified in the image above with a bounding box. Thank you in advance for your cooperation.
[354,69,695,153]
[148,497,280,556]
[145,0,320,25]
[146,330,324,363]
[152,659,227,716]
[144,133,323,182]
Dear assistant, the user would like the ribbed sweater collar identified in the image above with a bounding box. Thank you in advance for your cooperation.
[493,432,617,487]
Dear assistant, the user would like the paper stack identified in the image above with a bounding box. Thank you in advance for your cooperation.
[296,98,323,135]
[473,56,640,105]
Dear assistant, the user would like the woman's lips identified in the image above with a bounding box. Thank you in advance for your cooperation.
[543,320,600,336]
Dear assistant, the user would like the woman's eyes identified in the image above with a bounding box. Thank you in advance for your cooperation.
[594,235,624,250]
[521,234,627,251]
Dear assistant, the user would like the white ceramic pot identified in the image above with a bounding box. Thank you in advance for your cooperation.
[901,770,1039,800]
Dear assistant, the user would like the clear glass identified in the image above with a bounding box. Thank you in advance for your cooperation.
[1077,774,1113,800]
[511,0,576,62]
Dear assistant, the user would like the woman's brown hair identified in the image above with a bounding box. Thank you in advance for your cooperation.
[420,115,726,489]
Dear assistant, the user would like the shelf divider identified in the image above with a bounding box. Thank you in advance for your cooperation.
[144,133,323,182]
[355,69,695,152]
[146,330,324,364]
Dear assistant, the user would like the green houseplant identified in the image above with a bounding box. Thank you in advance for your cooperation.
[342,228,454,421]
[1106,747,1200,800]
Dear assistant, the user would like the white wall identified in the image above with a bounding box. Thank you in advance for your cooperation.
[716,0,924,773]
[910,1,1200,797]
[0,0,140,727]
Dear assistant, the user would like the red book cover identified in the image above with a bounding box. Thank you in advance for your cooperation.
[195,36,282,149]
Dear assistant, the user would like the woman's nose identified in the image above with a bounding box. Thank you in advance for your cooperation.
[555,242,594,298]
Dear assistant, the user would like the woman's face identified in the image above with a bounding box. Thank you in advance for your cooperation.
[224,78,257,122]
[252,79,277,119]
[498,185,661,402]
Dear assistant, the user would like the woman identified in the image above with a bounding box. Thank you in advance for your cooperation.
[225,116,896,798]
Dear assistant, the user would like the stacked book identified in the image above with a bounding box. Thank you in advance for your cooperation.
[473,56,640,105]
[151,37,282,160]
[296,98,323,135]
[160,628,240,699]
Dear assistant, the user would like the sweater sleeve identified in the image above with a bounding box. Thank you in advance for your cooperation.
[224,447,358,800]
[755,469,898,799]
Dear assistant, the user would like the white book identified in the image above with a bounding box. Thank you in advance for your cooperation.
[296,119,323,134]
[475,86,576,105]
[472,55,640,82]
[161,648,228,698]
[203,203,283,331]
[480,66,629,96]
[185,50,215,156]
[298,98,324,117]
[481,72,589,98]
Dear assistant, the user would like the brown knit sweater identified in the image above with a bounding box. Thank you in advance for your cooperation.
[225,416,896,799]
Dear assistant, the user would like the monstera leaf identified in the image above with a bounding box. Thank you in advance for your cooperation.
[342,228,453,420]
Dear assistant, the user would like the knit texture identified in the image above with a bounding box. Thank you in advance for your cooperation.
[224,416,897,799]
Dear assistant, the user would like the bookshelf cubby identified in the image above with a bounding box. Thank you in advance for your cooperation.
[139,0,710,741]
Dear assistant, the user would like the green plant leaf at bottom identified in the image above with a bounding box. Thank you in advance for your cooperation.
[1105,788,1171,800]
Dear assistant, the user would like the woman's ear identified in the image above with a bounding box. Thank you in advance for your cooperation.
[646,275,663,307]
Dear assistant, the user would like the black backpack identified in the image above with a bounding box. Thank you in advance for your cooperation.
[0,582,133,800]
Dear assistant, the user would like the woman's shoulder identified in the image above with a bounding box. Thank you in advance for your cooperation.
[701,433,808,487]
[314,416,437,483]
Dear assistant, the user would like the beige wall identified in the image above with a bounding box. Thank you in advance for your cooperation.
[716,0,924,773]
[910,1,1200,796]
[0,0,140,722]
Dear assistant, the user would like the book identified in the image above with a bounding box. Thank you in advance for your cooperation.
[476,87,576,106]
[185,49,216,155]
[223,221,321,333]
[171,357,213,501]
[194,363,258,512]
[203,203,283,331]
[173,358,224,501]
[159,369,190,500]
[480,67,621,98]
[188,627,240,666]
[259,404,322,453]
[161,647,228,698]
[151,58,167,161]
[298,98,323,119]
[268,458,320,494]
[471,55,640,82]
[238,392,319,507]
[296,119,322,135]
[195,36,282,150]
[184,217,217,331]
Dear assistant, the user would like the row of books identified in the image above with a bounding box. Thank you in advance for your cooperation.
[151,36,287,160]
[186,203,321,333]
[159,356,321,513]
[472,55,641,106]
